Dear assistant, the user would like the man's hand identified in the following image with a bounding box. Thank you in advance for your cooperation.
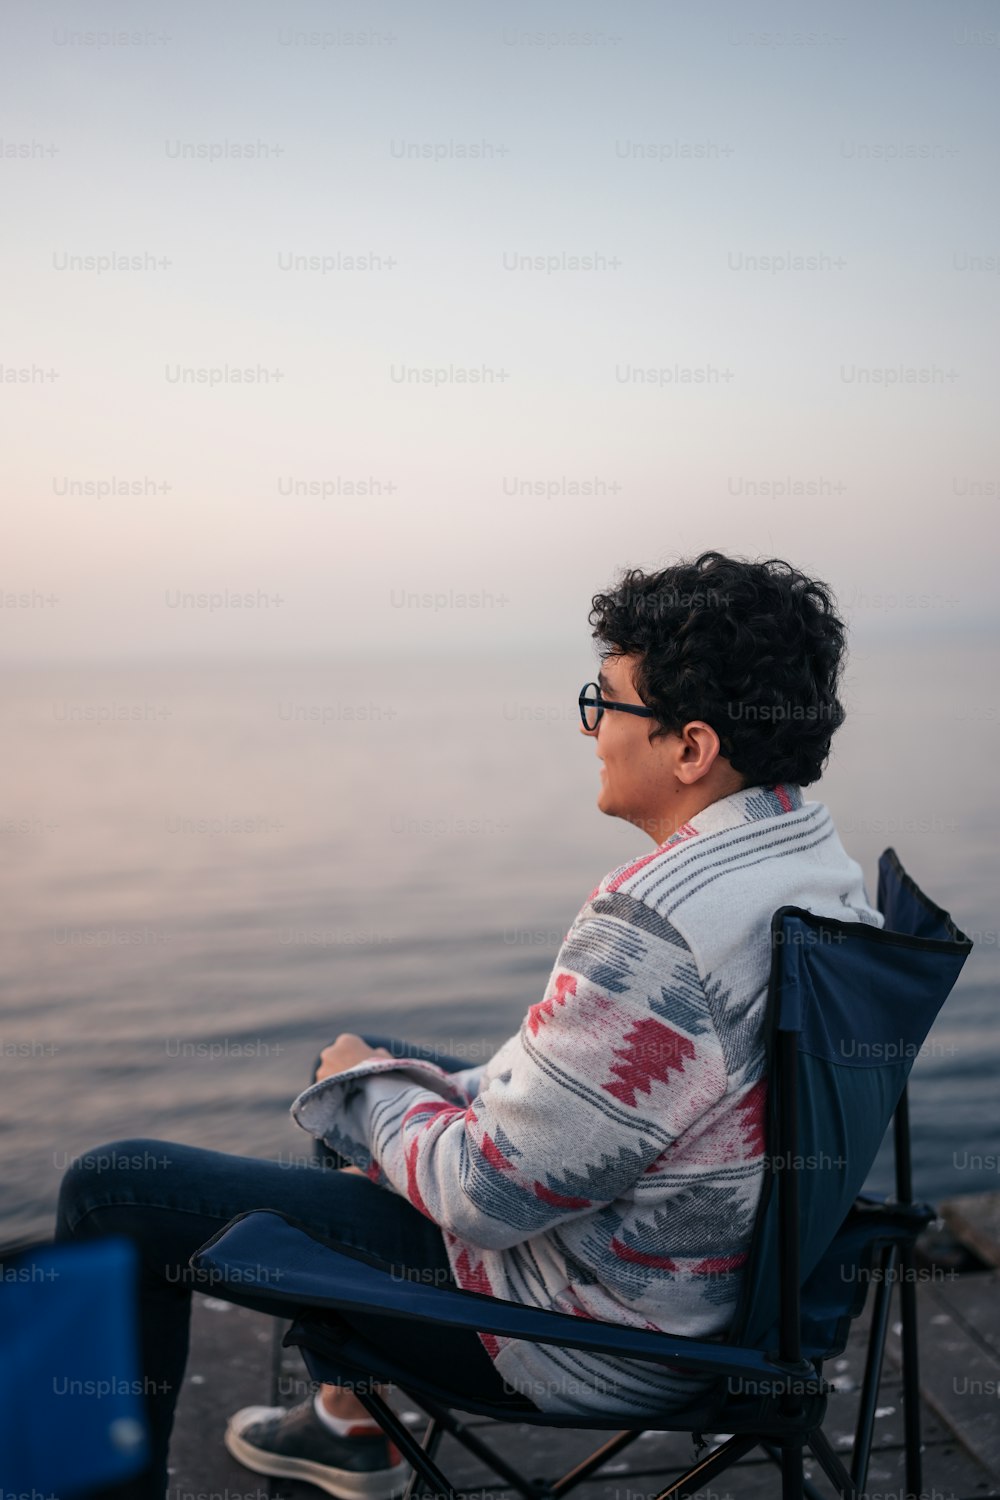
[315,1033,392,1083]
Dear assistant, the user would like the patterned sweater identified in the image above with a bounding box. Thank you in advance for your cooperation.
[291,782,883,1415]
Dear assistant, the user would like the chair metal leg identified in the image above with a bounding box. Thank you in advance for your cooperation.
[761,1442,829,1500]
[893,1089,925,1500]
[780,1440,805,1500]
[897,1241,924,1500]
[549,1429,642,1496]
[808,1427,862,1499]
[352,1388,461,1500]
[394,1388,550,1500]
[400,1416,443,1500]
[650,1434,759,1500]
[386,1403,638,1500]
[852,1241,898,1490]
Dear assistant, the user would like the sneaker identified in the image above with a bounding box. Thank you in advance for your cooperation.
[224,1398,411,1500]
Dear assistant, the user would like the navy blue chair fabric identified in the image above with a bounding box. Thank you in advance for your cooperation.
[731,846,971,1362]
[191,1205,824,1428]
[733,893,969,1354]
[0,1235,148,1496]
[190,847,972,1497]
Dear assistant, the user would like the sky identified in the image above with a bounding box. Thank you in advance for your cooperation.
[2,0,998,660]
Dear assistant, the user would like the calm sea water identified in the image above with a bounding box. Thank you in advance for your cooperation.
[1,639,997,1245]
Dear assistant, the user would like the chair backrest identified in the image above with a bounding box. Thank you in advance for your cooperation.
[729,849,972,1360]
[877,846,960,943]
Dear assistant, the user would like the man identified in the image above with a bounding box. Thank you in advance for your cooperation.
[57,550,882,1499]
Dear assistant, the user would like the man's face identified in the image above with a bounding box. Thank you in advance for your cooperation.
[580,652,677,841]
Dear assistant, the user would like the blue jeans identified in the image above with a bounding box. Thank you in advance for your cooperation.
[54,1033,520,1499]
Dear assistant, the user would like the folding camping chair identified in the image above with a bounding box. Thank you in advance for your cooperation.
[0,1235,149,1495]
[191,848,972,1500]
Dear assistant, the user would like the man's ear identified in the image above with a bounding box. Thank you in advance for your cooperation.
[673,721,723,785]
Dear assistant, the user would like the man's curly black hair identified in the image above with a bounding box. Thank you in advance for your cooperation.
[587,550,847,788]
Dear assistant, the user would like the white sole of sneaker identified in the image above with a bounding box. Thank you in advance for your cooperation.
[224,1409,412,1500]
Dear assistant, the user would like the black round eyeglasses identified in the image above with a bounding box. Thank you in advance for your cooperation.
[578,681,656,733]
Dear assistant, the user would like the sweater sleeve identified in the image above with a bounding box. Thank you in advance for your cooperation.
[291,893,728,1251]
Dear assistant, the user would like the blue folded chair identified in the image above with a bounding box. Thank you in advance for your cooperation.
[191,848,972,1500]
[0,1235,149,1496]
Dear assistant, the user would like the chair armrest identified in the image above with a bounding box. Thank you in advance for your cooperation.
[846,1195,937,1234]
[190,1210,821,1392]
